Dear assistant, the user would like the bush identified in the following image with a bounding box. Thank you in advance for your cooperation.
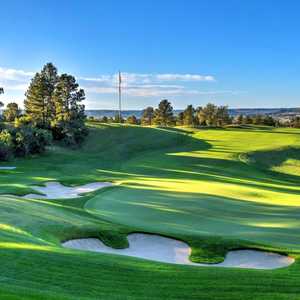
[0,130,13,161]
[13,126,52,156]
[51,119,88,147]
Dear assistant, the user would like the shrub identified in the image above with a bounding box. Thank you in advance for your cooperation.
[0,130,13,161]
[10,126,52,157]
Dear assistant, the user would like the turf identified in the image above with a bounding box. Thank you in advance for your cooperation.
[1,123,300,299]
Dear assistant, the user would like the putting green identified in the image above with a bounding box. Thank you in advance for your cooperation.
[1,123,300,299]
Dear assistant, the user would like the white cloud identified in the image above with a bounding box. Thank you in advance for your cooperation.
[1,67,237,104]
[156,74,215,82]
[0,67,34,81]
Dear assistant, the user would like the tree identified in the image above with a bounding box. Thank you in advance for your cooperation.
[113,114,124,123]
[176,112,184,126]
[101,116,108,123]
[244,115,253,124]
[3,102,21,122]
[263,115,276,126]
[197,103,218,126]
[183,105,195,126]
[0,88,4,109]
[51,73,87,145]
[235,114,244,125]
[24,63,58,128]
[126,115,138,125]
[141,106,154,125]
[153,99,174,126]
[252,114,263,125]
[216,106,230,126]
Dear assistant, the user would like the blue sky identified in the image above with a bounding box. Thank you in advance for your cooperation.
[0,0,299,109]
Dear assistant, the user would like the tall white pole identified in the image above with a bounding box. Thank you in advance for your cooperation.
[118,71,122,122]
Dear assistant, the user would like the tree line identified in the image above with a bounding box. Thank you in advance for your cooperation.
[89,99,298,128]
[89,100,233,127]
[0,63,87,160]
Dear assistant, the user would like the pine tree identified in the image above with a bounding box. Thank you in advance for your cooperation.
[141,107,154,125]
[153,99,174,126]
[126,115,138,125]
[24,63,58,128]
[3,102,21,122]
[216,106,230,126]
[183,105,195,126]
[0,88,4,108]
[51,74,86,144]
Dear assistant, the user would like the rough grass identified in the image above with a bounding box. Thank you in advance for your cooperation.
[1,123,300,299]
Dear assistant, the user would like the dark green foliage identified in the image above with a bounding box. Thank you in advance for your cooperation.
[10,126,52,157]
[98,230,129,249]
[176,111,184,125]
[126,115,139,125]
[197,103,231,126]
[112,114,124,123]
[0,87,4,108]
[3,102,21,122]
[0,130,13,160]
[141,106,154,125]
[183,104,195,126]
[292,116,300,128]
[0,126,52,160]
[24,63,87,146]
[153,99,174,126]
[24,63,58,128]
[101,116,108,123]
[51,73,87,145]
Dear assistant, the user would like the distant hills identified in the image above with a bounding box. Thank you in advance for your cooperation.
[86,108,300,118]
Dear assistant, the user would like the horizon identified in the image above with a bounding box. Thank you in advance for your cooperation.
[1,0,300,109]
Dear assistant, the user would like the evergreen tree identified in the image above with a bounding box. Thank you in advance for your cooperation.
[244,115,253,124]
[24,63,58,128]
[252,114,263,125]
[0,88,4,109]
[198,103,218,126]
[153,99,174,126]
[141,106,154,125]
[216,106,230,126]
[263,115,276,126]
[3,102,21,122]
[183,105,195,126]
[177,112,184,126]
[126,115,138,125]
[51,74,87,144]
[236,114,244,125]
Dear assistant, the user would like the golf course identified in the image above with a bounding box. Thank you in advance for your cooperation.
[1,122,300,299]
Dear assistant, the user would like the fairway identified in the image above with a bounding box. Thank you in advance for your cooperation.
[1,123,300,299]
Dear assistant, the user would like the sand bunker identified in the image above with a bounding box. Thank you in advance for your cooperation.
[0,166,16,170]
[23,181,113,199]
[62,233,294,269]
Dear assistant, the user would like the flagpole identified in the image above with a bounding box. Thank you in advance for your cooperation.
[118,71,122,122]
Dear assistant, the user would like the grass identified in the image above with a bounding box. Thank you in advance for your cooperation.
[1,123,300,299]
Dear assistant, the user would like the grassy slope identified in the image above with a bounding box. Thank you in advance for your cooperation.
[1,124,300,299]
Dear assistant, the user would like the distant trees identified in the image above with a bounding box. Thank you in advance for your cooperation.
[126,115,138,125]
[196,103,231,126]
[233,114,276,127]
[153,99,174,126]
[0,88,4,109]
[3,102,21,122]
[183,105,195,126]
[141,107,154,125]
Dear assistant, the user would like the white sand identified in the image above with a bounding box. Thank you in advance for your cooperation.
[62,233,294,269]
[23,181,113,199]
[0,166,16,170]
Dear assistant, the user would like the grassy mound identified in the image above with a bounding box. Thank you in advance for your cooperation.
[1,124,300,299]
